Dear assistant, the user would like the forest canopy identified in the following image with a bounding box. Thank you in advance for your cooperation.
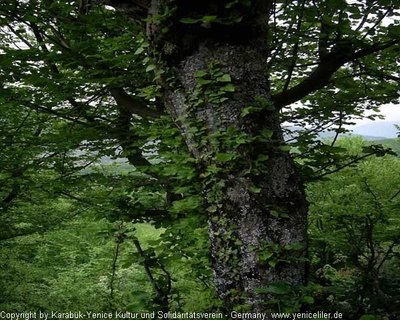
[0,0,399,319]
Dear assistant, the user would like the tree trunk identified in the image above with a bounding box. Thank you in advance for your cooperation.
[110,0,309,313]
[163,41,308,312]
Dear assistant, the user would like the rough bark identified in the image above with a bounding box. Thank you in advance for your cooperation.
[104,0,308,313]
[159,4,308,311]
[164,42,308,313]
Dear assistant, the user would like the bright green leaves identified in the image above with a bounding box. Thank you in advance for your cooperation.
[180,64,242,184]
[269,0,399,135]
[307,136,400,318]
[215,152,235,162]
[217,74,232,82]
[240,106,259,117]
[192,63,235,106]
[240,95,275,118]
[264,282,292,295]
[195,70,208,78]
[145,64,156,72]
[221,83,235,92]
[170,195,203,215]
[248,186,262,194]
[256,242,304,268]
[294,135,397,181]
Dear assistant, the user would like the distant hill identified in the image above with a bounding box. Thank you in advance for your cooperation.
[284,126,389,141]
[285,121,400,141]
[351,121,399,139]
[318,131,388,141]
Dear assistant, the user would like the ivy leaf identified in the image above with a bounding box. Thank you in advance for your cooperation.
[134,47,145,55]
[145,64,156,72]
[249,186,261,193]
[215,153,235,162]
[195,70,208,78]
[217,74,231,82]
[268,259,278,267]
[279,145,291,151]
[265,282,292,294]
[301,296,314,304]
[197,78,212,85]
[202,15,218,23]
[222,83,235,92]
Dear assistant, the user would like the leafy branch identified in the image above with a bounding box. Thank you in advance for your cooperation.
[272,39,399,109]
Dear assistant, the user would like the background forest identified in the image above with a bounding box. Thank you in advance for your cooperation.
[2,130,400,318]
[1,0,400,319]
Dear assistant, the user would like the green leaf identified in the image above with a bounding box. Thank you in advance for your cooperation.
[268,259,278,267]
[197,78,212,85]
[222,83,235,92]
[225,0,239,8]
[145,64,156,72]
[270,210,279,218]
[217,74,231,82]
[241,107,252,117]
[301,296,314,304]
[215,153,235,162]
[279,145,291,151]
[260,252,274,260]
[180,18,200,24]
[284,244,303,251]
[266,282,291,294]
[249,186,261,193]
[195,70,208,78]
[134,47,145,55]
[261,129,273,139]
[202,15,218,23]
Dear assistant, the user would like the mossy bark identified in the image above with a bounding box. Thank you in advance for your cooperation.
[164,42,308,312]
[106,0,308,313]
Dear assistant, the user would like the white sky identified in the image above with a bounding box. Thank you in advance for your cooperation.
[353,104,400,126]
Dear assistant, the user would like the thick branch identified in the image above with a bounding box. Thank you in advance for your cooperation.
[109,87,164,119]
[115,108,154,167]
[273,56,345,109]
[2,183,20,204]
[272,39,399,109]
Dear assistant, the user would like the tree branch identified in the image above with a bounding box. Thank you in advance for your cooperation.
[109,87,164,119]
[283,0,305,92]
[272,39,400,109]
[115,108,153,167]
[310,152,377,181]
[133,238,161,294]
[272,55,345,109]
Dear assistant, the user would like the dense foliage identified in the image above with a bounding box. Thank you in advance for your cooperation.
[1,137,400,318]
